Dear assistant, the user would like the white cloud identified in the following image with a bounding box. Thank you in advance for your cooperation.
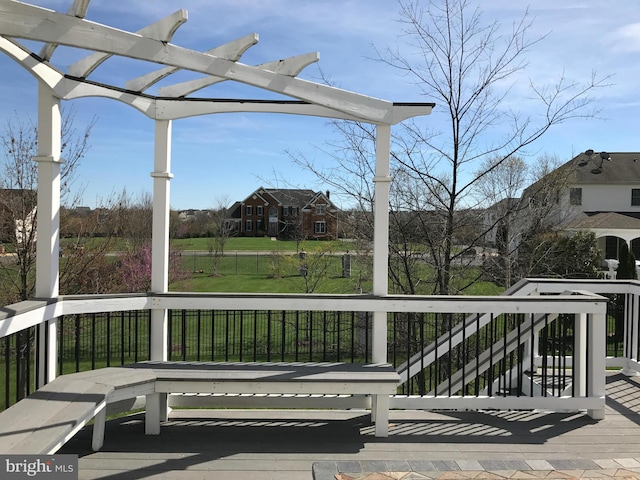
[606,23,640,53]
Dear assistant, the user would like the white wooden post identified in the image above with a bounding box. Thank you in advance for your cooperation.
[150,119,173,362]
[149,119,172,422]
[587,311,606,420]
[34,82,61,387]
[372,124,391,364]
[574,313,587,397]
[622,291,640,376]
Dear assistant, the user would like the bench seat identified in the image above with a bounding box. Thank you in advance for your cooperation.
[0,367,155,454]
[0,361,399,454]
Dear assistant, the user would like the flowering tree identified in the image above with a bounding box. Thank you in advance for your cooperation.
[115,243,190,293]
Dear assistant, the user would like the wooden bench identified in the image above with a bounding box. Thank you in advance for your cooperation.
[0,367,155,454]
[0,361,399,454]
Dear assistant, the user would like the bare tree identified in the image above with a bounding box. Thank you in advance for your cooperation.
[295,0,607,296]
[113,189,153,253]
[207,196,233,275]
[473,156,527,287]
[289,243,336,293]
[0,108,95,304]
[0,109,95,400]
[380,0,608,294]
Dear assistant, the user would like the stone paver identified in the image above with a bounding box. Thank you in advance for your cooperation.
[312,460,640,480]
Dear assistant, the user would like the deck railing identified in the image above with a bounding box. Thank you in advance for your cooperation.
[1,278,635,418]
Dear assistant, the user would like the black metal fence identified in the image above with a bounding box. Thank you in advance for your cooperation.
[185,252,354,276]
[166,309,371,363]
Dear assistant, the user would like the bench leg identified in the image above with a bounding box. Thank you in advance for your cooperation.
[145,393,167,435]
[92,405,107,451]
[372,394,390,437]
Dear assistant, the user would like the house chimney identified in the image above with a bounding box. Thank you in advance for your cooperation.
[326,190,330,199]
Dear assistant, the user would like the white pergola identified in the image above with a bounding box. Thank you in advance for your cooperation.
[0,0,433,385]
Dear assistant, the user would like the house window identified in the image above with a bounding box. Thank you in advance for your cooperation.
[605,236,620,259]
[256,205,263,216]
[569,188,582,206]
[632,189,640,206]
[245,205,253,216]
[314,221,326,234]
[245,220,252,231]
[316,204,326,215]
[283,206,289,216]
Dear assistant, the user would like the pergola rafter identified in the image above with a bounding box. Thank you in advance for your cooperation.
[38,0,89,61]
[125,33,259,94]
[158,52,320,98]
[0,0,434,384]
[68,9,189,79]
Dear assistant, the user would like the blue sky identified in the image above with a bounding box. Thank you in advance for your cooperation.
[0,0,639,210]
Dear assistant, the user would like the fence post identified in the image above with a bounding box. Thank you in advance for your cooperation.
[622,287,640,376]
[574,313,587,397]
[587,310,606,420]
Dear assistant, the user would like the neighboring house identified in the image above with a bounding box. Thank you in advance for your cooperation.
[228,188,338,240]
[0,189,37,246]
[519,152,640,260]
[177,209,199,222]
[482,198,520,248]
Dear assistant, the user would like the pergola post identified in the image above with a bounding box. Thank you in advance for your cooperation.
[150,119,173,362]
[34,82,61,386]
[372,124,391,364]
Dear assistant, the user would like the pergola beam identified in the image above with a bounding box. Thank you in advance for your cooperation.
[0,1,394,123]
[0,36,433,123]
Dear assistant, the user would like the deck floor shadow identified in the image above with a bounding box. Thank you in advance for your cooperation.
[57,372,640,480]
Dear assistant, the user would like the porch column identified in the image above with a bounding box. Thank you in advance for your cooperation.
[150,119,173,362]
[372,124,391,364]
[34,82,61,386]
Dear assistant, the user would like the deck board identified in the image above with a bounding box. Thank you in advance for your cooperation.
[58,372,640,480]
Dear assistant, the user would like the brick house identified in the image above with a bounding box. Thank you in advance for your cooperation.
[227,188,338,240]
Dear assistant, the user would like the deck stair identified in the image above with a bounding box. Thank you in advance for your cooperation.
[397,280,539,386]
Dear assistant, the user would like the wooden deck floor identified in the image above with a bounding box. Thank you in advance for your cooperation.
[59,372,640,480]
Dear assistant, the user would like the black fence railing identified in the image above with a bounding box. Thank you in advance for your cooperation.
[166,310,371,364]
[58,311,151,374]
[0,298,627,411]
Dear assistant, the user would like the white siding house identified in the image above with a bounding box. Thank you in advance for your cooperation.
[521,152,640,261]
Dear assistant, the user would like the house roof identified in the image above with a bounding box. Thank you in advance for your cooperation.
[568,152,640,184]
[264,189,318,207]
[520,152,640,202]
[243,188,335,208]
[565,212,640,231]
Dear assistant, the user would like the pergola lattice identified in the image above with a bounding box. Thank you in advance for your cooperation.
[0,0,433,385]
